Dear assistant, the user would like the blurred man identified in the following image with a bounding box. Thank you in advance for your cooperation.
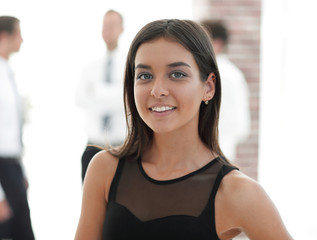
[76,10,127,181]
[0,15,35,240]
[202,20,251,161]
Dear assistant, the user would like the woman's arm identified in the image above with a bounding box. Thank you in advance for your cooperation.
[75,151,118,240]
[216,171,293,240]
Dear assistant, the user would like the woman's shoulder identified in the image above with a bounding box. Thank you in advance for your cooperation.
[217,170,292,239]
[83,150,120,202]
[219,169,264,206]
[88,150,120,171]
[216,169,267,226]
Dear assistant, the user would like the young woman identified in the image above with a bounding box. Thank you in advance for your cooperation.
[75,19,292,240]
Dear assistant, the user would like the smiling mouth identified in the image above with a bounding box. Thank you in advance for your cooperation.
[150,106,176,112]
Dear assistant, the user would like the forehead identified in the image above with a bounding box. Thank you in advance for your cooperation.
[135,38,195,65]
[104,12,122,24]
[14,22,20,32]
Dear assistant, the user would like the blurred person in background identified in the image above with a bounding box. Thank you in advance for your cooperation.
[202,20,251,161]
[76,9,127,182]
[0,15,35,240]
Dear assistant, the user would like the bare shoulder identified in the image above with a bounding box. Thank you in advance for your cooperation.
[83,150,120,202]
[217,170,293,240]
[87,150,119,175]
[219,169,260,200]
[75,151,120,239]
[218,169,275,219]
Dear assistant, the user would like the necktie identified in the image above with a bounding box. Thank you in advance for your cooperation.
[105,56,112,83]
[103,56,112,134]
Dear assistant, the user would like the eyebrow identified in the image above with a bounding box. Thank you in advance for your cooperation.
[135,64,151,70]
[167,62,191,68]
[135,61,191,70]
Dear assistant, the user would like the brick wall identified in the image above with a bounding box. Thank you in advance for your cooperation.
[192,0,261,180]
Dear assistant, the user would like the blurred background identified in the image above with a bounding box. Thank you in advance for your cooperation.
[1,0,317,239]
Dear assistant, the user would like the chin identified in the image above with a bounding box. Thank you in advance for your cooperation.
[150,125,173,134]
[150,125,178,135]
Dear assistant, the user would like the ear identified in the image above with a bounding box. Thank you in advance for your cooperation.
[203,72,216,101]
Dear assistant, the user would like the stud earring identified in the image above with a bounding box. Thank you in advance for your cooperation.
[204,100,209,105]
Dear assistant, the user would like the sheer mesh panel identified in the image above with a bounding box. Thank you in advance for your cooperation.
[115,158,222,222]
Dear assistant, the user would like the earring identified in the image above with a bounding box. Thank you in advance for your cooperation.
[204,100,209,105]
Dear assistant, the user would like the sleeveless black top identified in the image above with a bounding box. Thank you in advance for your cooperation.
[103,157,238,240]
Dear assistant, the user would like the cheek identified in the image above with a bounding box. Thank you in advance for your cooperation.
[134,85,147,113]
[180,85,204,107]
[183,89,202,114]
[184,95,202,113]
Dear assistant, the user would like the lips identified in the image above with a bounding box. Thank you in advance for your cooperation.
[150,106,176,112]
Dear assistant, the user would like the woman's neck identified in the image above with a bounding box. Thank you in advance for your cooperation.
[143,128,215,172]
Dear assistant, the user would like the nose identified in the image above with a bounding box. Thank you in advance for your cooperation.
[150,77,169,98]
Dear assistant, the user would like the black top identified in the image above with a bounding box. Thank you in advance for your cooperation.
[103,157,238,240]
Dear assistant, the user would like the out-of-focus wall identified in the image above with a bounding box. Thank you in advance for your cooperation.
[259,0,317,238]
[193,0,261,180]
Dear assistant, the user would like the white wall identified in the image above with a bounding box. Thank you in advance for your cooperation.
[0,0,192,239]
[259,0,317,239]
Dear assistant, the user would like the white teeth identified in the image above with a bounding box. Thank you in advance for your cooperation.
[151,106,175,112]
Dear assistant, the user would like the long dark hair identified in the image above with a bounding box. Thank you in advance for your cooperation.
[110,19,229,164]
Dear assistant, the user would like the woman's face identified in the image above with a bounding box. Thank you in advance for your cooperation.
[133,37,214,134]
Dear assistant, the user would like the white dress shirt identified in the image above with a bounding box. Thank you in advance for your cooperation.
[0,183,5,201]
[217,54,251,160]
[0,56,23,158]
[0,56,24,200]
[76,48,127,146]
